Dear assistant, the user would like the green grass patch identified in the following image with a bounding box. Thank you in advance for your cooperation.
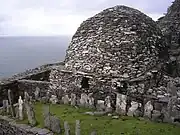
[19,102,180,135]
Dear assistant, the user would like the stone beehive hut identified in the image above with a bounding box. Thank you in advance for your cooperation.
[65,5,167,78]
[49,5,180,122]
[50,5,168,103]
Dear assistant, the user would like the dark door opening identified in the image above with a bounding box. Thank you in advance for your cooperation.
[81,77,90,89]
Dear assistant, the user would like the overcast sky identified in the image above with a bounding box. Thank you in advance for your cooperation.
[0,0,173,36]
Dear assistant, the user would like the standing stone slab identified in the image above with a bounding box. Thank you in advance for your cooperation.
[3,100,9,115]
[8,89,15,117]
[34,87,40,101]
[152,110,162,122]
[167,81,177,96]
[24,91,31,101]
[49,95,58,104]
[18,96,24,120]
[144,101,153,119]
[105,96,112,113]
[24,102,37,126]
[75,120,81,135]
[127,101,139,116]
[80,93,88,107]
[45,115,61,134]
[164,96,180,123]
[62,95,70,105]
[88,93,95,109]
[64,121,70,135]
[116,93,127,115]
[15,105,19,119]
[43,105,50,117]
[50,116,61,134]
[71,93,77,106]
[24,92,37,126]
[44,115,51,130]
[96,100,105,111]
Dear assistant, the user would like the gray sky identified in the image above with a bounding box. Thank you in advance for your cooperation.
[0,0,173,36]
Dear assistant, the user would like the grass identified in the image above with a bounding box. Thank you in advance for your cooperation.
[19,102,180,135]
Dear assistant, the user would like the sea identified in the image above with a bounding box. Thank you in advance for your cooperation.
[0,36,71,78]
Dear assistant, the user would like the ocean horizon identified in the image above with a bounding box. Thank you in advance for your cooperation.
[0,36,71,78]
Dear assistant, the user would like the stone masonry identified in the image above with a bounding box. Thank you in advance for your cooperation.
[0,115,53,135]
[49,5,180,124]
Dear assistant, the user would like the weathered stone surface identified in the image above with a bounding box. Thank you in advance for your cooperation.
[80,93,88,107]
[1,2,180,129]
[116,93,127,115]
[112,116,119,119]
[65,5,167,78]
[96,100,105,111]
[48,6,170,124]
[71,93,77,106]
[105,96,113,113]
[64,121,70,135]
[3,100,9,115]
[43,105,50,117]
[0,115,53,135]
[18,96,24,120]
[144,101,153,119]
[50,116,61,134]
[8,89,15,117]
[24,93,37,126]
[158,0,180,77]
[87,93,95,108]
[34,87,40,101]
[62,95,70,105]
[152,110,163,122]
[44,115,61,134]
[127,101,139,116]
[49,95,58,104]
[75,120,81,135]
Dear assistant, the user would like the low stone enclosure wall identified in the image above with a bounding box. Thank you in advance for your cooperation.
[0,101,97,135]
[18,80,50,99]
[0,115,53,135]
[49,68,180,125]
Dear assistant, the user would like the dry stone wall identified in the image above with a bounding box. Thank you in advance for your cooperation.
[157,0,180,76]
[0,115,53,135]
[49,67,180,123]
[18,80,50,99]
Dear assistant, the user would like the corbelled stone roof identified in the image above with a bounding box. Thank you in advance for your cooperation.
[65,5,167,79]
